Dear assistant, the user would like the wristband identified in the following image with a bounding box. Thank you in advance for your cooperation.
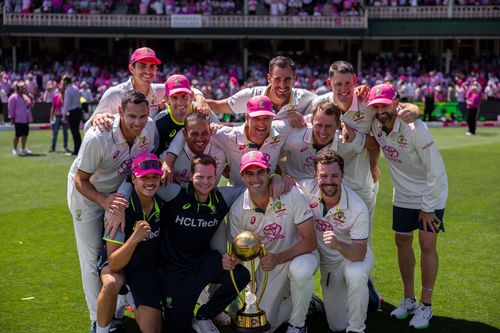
[269,173,281,180]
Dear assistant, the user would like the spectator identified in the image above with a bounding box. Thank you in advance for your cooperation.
[8,81,34,156]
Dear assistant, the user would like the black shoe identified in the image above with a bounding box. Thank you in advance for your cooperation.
[367,278,382,312]
[49,149,55,153]
[109,316,123,332]
[307,294,325,316]
[89,321,96,333]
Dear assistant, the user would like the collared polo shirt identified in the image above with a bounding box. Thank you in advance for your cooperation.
[228,186,313,254]
[69,116,157,194]
[371,118,448,212]
[300,180,369,264]
[227,86,316,120]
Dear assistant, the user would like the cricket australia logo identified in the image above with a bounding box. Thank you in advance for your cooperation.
[174,77,180,86]
[396,135,408,147]
[375,86,383,96]
[137,136,148,150]
[353,111,365,122]
[274,201,288,218]
[259,99,266,108]
[75,209,82,221]
[263,223,285,241]
[315,219,333,232]
[332,210,346,224]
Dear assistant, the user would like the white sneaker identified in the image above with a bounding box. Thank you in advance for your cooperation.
[212,311,231,326]
[12,149,19,156]
[286,323,308,333]
[390,297,418,319]
[192,317,220,333]
[21,148,32,155]
[409,304,433,329]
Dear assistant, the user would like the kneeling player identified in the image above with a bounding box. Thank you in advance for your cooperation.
[97,153,164,333]
[300,151,373,333]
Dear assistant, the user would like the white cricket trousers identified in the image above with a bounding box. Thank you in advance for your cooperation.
[320,248,374,333]
[255,252,319,330]
[68,181,105,323]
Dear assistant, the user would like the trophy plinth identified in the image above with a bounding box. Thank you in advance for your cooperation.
[229,231,271,332]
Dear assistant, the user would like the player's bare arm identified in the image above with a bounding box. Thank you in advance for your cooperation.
[162,153,177,185]
[91,112,115,131]
[192,93,211,114]
[323,231,368,262]
[288,110,306,128]
[260,218,317,272]
[75,170,128,214]
[107,220,152,273]
[206,98,233,114]
[398,103,420,123]
[366,135,381,183]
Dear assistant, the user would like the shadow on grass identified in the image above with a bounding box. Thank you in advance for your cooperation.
[18,153,46,157]
[121,302,500,333]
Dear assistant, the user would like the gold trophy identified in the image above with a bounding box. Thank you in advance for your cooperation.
[229,231,271,332]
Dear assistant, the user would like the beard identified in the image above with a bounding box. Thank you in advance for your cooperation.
[320,183,339,198]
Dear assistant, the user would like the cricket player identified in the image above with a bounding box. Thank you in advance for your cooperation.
[281,101,369,183]
[368,83,448,329]
[162,111,226,185]
[67,90,157,332]
[205,56,316,127]
[300,151,373,333]
[223,151,318,333]
[97,153,165,333]
[85,48,207,132]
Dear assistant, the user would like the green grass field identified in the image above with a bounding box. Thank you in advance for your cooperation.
[1,127,499,333]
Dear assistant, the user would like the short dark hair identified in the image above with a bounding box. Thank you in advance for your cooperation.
[121,90,149,111]
[185,112,209,129]
[314,150,344,175]
[312,102,341,124]
[269,56,295,74]
[328,60,354,78]
[191,153,217,175]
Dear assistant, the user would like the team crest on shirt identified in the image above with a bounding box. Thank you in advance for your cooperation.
[315,219,333,232]
[273,201,287,218]
[269,135,280,145]
[353,111,365,122]
[396,135,408,147]
[332,210,346,225]
[137,136,148,150]
[263,223,285,242]
[75,209,82,221]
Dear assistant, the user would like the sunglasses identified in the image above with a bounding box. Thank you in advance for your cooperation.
[136,159,162,170]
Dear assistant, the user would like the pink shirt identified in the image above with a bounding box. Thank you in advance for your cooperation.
[466,88,481,109]
[52,93,63,116]
[8,93,33,124]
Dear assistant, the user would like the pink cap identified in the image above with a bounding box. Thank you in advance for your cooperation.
[246,96,276,118]
[131,153,164,178]
[165,74,193,97]
[129,47,161,65]
[367,84,398,106]
[240,151,271,173]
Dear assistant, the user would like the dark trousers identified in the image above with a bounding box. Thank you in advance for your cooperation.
[67,107,83,154]
[467,108,478,134]
[161,250,250,333]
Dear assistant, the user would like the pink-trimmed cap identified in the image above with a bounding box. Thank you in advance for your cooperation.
[240,151,271,173]
[165,74,193,97]
[367,84,398,106]
[246,95,276,118]
[131,153,164,178]
[129,47,161,65]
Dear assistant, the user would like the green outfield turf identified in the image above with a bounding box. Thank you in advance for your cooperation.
[0,127,499,333]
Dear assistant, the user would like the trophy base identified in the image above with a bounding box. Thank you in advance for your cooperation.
[232,309,271,333]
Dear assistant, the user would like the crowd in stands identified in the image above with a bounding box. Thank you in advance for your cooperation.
[1,52,499,114]
[3,0,116,14]
[3,0,364,16]
[367,0,500,5]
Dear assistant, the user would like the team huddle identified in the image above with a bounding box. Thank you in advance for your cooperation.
[67,47,448,333]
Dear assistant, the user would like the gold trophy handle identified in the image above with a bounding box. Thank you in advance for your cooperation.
[228,243,245,306]
[257,244,268,306]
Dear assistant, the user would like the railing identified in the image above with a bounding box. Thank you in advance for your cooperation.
[2,13,368,29]
[368,5,500,19]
